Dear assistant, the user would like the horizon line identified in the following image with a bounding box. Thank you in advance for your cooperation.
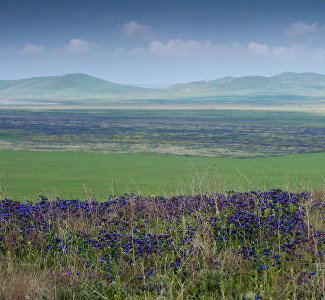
[1,71,324,88]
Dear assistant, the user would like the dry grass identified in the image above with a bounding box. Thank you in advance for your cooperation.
[0,258,55,299]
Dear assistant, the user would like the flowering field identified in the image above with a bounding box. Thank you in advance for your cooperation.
[1,109,325,157]
[1,189,324,299]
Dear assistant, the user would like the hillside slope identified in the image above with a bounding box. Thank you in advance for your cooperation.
[166,72,325,97]
[0,73,163,100]
[1,72,325,101]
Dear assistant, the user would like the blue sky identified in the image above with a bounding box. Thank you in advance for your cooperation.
[1,0,325,85]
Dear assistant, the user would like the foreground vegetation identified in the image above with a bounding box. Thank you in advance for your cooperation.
[0,188,324,299]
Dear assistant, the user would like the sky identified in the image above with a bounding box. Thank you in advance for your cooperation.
[0,0,325,86]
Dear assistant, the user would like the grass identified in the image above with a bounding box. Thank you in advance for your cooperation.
[0,150,325,201]
[0,188,324,299]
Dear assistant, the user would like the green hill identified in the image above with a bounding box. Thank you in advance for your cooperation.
[166,72,325,97]
[0,73,163,100]
[1,72,325,101]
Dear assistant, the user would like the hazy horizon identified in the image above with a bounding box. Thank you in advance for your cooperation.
[1,0,325,85]
[1,71,325,88]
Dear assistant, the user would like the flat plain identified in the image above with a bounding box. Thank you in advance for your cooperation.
[1,108,325,158]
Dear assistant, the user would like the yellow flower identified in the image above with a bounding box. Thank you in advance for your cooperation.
[27,241,31,245]
[260,284,263,288]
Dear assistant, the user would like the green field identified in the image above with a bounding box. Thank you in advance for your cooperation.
[0,108,324,200]
[0,150,324,201]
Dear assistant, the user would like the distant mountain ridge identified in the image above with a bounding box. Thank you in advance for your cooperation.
[1,72,325,101]
[0,73,162,100]
[166,72,325,97]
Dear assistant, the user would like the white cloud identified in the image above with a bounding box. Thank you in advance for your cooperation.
[272,45,304,59]
[285,20,319,36]
[63,38,91,54]
[147,38,325,62]
[20,42,45,55]
[248,42,269,55]
[272,45,325,61]
[122,20,152,39]
[149,39,223,58]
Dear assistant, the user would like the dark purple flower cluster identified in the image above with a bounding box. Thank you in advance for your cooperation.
[0,189,324,296]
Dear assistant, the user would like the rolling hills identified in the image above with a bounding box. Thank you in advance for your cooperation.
[166,72,325,97]
[1,72,325,101]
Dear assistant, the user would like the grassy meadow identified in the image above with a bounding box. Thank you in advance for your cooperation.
[1,106,325,299]
[0,150,324,201]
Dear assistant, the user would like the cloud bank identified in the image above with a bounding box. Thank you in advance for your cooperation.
[122,20,153,39]
[20,43,45,55]
[285,20,319,36]
[63,39,92,54]
[248,42,269,55]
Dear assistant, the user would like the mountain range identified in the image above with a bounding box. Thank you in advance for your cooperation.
[1,72,325,101]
